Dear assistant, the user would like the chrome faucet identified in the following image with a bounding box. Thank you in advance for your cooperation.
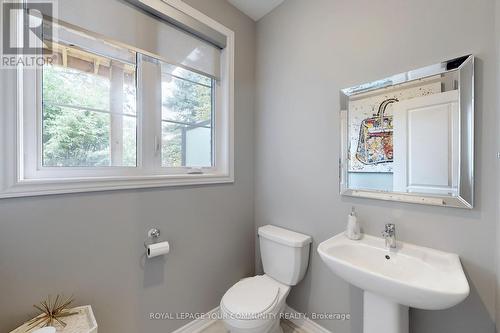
[382,223,397,249]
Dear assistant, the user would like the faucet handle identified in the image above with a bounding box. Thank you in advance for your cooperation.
[383,223,395,235]
[382,223,397,249]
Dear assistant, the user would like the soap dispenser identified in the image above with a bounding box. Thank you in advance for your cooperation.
[345,207,361,240]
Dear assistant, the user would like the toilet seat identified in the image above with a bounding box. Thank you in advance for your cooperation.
[221,275,280,319]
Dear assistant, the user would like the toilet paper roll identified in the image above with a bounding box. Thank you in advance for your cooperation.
[147,241,170,258]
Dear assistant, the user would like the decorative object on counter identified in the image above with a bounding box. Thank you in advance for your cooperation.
[10,305,97,333]
[345,206,361,240]
[27,295,78,330]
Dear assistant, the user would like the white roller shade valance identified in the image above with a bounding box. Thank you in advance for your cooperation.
[40,0,221,79]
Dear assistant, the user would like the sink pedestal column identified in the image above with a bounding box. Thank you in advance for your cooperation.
[363,291,409,333]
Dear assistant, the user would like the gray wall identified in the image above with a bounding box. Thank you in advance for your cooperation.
[496,0,500,331]
[255,1,498,333]
[0,1,255,332]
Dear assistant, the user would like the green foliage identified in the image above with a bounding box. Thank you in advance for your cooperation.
[162,123,183,167]
[42,62,211,168]
[42,65,112,166]
[43,64,110,110]
[163,76,211,124]
[161,71,212,167]
[42,65,137,167]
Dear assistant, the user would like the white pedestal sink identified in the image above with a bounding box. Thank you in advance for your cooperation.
[318,233,469,333]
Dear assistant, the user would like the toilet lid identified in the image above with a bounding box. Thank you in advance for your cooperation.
[221,276,280,317]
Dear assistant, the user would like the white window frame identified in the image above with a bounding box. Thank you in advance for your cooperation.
[0,0,234,198]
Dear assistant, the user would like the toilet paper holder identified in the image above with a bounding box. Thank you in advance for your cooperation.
[144,228,162,248]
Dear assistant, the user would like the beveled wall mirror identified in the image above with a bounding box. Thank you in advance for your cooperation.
[340,55,474,208]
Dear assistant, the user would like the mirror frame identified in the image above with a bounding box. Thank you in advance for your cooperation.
[339,55,474,209]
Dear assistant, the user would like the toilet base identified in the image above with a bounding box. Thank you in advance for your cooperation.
[268,319,283,333]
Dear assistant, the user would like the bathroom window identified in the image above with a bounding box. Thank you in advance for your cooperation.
[42,43,138,168]
[161,63,214,168]
[1,1,235,198]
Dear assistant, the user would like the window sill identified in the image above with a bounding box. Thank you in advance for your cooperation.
[0,173,234,198]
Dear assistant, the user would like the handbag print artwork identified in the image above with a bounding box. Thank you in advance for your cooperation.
[356,98,398,165]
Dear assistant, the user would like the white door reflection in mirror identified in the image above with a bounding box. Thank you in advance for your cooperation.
[393,90,459,196]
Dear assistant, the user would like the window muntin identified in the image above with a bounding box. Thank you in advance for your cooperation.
[41,41,137,167]
[161,62,214,168]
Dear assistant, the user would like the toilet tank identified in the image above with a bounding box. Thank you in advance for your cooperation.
[258,225,312,286]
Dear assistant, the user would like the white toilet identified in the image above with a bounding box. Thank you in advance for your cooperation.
[220,225,312,333]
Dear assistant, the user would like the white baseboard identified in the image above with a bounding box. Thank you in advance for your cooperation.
[171,307,220,333]
[284,306,332,333]
[169,305,333,333]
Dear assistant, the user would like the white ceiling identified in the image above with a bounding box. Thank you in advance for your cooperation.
[227,0,285,21]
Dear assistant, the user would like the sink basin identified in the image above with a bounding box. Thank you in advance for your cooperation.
[318,232,469,310]
[318,232,469,333]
